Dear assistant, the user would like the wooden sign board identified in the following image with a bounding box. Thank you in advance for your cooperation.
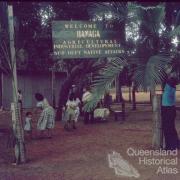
[52,21,124,59]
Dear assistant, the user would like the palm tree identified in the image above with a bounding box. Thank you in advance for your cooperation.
[88,2,128,103]
[84,2,179,112]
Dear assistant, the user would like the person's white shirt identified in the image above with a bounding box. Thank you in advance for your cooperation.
[66,98,80,112]
[66,100,76,110]
[36,101,43,108]
[74,98,80,107]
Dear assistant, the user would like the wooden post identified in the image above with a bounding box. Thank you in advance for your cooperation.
[132,82,136,110]
[0,73,2,108]
[51,68,56,108]
[128,86,131,103]
[8,5,26,164]
[150,91,151,104]
[115,74,123,102]
[152,94,164,149]
[122,101,125,121]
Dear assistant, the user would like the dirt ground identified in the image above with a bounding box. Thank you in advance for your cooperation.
[0,103,180,180]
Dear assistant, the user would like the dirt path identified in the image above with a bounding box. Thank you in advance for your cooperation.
[0,105,180,180]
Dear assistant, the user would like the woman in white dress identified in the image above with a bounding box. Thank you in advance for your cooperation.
[35,93,55,138]
[64,93,80,130]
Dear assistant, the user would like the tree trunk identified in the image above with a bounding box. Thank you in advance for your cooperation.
[115,75,123,102]
[51,70,56,108]
[0,73,2,108]
[128,86,131,103]
[115,9,126,103]
[150,91,152,105]
[150,89,156,110]
[8,5,26,164]
[55,60,105,121]
[152,94,165,149]
[132,82,136,110]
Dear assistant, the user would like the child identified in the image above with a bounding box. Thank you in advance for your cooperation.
[24,112,32,140]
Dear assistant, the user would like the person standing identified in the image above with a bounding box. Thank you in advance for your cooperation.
[161,75,179,150]
[82,87,94,124]
[64,93,79,130]
[24,112,33,140]
[35,93,55,138]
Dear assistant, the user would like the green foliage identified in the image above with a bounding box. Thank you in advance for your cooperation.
[0,21,12,74]
[132,54,171,91]
[169,25,180,37]
[83,57,127,111]
[83,2,178,112]
[0,38,12,75]
[128,3,165,42]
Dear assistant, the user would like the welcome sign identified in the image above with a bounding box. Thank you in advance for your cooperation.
[52,21,124,59]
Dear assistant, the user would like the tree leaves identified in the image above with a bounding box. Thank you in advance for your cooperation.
[132,54,171,91]
[169,25,180,37]
[140,5,165,36]
[83,57,127,112]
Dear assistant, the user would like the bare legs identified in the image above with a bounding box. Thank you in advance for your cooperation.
[47,128,52,138]
[72,120,76,129]
[64,120,77,131]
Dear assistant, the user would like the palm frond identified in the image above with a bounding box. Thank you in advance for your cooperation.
[0,40,12,75]
[83,57,127,112]
[133,54,171,91]
[169,25,180,37]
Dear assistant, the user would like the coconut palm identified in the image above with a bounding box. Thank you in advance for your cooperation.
[84,2,179,112]
[88,2,128,103]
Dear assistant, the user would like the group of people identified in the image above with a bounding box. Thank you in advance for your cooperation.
[19,86,94,138]
[18,73,180,151]
[63,86,95,131]
[18,91,55,139]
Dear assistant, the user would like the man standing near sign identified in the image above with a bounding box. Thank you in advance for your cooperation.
[161,73,179,150]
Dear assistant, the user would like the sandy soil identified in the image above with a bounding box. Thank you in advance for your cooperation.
[0,103,180,180]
